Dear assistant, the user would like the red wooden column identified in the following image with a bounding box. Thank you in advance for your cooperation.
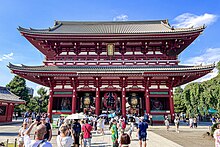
[6,103,11,122]
[122,87,126,118]
[145,87,150,115]
[95,77,101,116]
[169,87,175,121]
[121,77,127,119]
[47,87,53,119]
[72,85,77,114]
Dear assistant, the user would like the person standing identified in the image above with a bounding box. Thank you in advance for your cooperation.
[57,124,74,147]
[214,124,220,147]
[111,119,118,147]
[193,117,198,128]
[174,117,180,133]
[24,121,52,147]
[82,119,93,147]
[164,118,169,131]
[137,117,148,147]
[18,122,28,147]
[40,117,52,141]
[72,119,81,147]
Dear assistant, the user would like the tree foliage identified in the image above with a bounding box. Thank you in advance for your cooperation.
[6,76,29,112]
[6,76,49,113]
[174,61,220,117]
[27,87,49,113]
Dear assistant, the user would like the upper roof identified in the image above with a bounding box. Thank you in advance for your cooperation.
[0,86,25,104]
[18,20,205,34]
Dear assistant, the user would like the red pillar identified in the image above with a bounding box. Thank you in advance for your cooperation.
[72,86,77,114]
[47,87,53,119]
[95,87,100,116]
[122,87,126,118]
[145,87,150,115]
[169,87,175,121]
[6,103,11,122]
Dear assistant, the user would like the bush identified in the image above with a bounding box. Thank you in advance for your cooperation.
[211,123,220,137]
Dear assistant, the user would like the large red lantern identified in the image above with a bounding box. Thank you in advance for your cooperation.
[103,92,117,109]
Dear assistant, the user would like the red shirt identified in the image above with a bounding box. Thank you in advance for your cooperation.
[82,124,92,139]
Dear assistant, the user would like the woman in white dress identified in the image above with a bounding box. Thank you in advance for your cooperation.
[214,124,220,147]
[18,122,28,147]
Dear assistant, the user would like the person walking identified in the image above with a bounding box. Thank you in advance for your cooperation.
[57,124,74,147]
[193,117,198,128]
[174,117,180,133]
[164,118,169,131]
[82,119,93,147]
[72,119,81,147]
[24,120,52,147]
[120,129,131,147]
[111,119,119,147]
[137,117,148,147]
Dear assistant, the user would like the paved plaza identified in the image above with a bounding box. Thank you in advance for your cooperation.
[0,120,183,147]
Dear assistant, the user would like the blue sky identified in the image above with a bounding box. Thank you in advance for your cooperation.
[0,0,220,95]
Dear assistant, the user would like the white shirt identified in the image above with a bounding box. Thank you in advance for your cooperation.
[56,135,74,147]
[24,135,52,147]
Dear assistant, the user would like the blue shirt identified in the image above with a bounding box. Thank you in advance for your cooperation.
[138,122,148,135]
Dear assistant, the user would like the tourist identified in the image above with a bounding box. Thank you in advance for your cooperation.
[72,119,81,147]
[128,121,135,139]
[24,120,52,147]
[57,116,65,135]
[212,116,216,125]
[193,117,198,128]
[120,129,131,147]
[137,117,148,147]
[80,120,85,147]
[18,122,28,147]
[101,116,105,135]
[40,117,52,141]
[15,112,19,120]
[189,117,194,128]
[57,124,74,147]
[82,119,93,147]
[174,117,180,133]
[164,118,169,131]
[213,124,220,147]
[111,119,118,147]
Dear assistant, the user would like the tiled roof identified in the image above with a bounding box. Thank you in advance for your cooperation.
[18,20,205,34]
[8,63,215,73]
[0,86,25,103]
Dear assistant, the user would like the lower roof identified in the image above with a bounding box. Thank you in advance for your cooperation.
[0,86,25,104]
[8,63,215,73]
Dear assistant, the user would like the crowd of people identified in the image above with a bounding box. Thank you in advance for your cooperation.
[17,111,150,147]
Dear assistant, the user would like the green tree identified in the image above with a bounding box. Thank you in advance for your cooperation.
[27,87,49,113]
[6,75,29,112]
[174,87,186,113]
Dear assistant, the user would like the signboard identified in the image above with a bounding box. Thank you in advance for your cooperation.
[107,44,115,56]
[0,106,6,116]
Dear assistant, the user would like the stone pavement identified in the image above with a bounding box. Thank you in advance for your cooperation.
[49,128,182,147]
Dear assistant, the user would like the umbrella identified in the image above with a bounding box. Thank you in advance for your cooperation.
[108,113,116,118]
[208,108,218,114]
[99,114,108,117]
[65,113,86,120]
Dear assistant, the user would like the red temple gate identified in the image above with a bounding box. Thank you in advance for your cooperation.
[8,20,214,122]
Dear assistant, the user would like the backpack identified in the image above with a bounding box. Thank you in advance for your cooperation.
[120,133,130,144]
[122,121,126,129]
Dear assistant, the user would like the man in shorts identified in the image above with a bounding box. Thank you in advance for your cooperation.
[137,117,148,147]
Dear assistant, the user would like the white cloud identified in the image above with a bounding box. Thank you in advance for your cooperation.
[183,47,220,82]
[113,14,128,21]
[0,53,13,61]
[173,13,217,28]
